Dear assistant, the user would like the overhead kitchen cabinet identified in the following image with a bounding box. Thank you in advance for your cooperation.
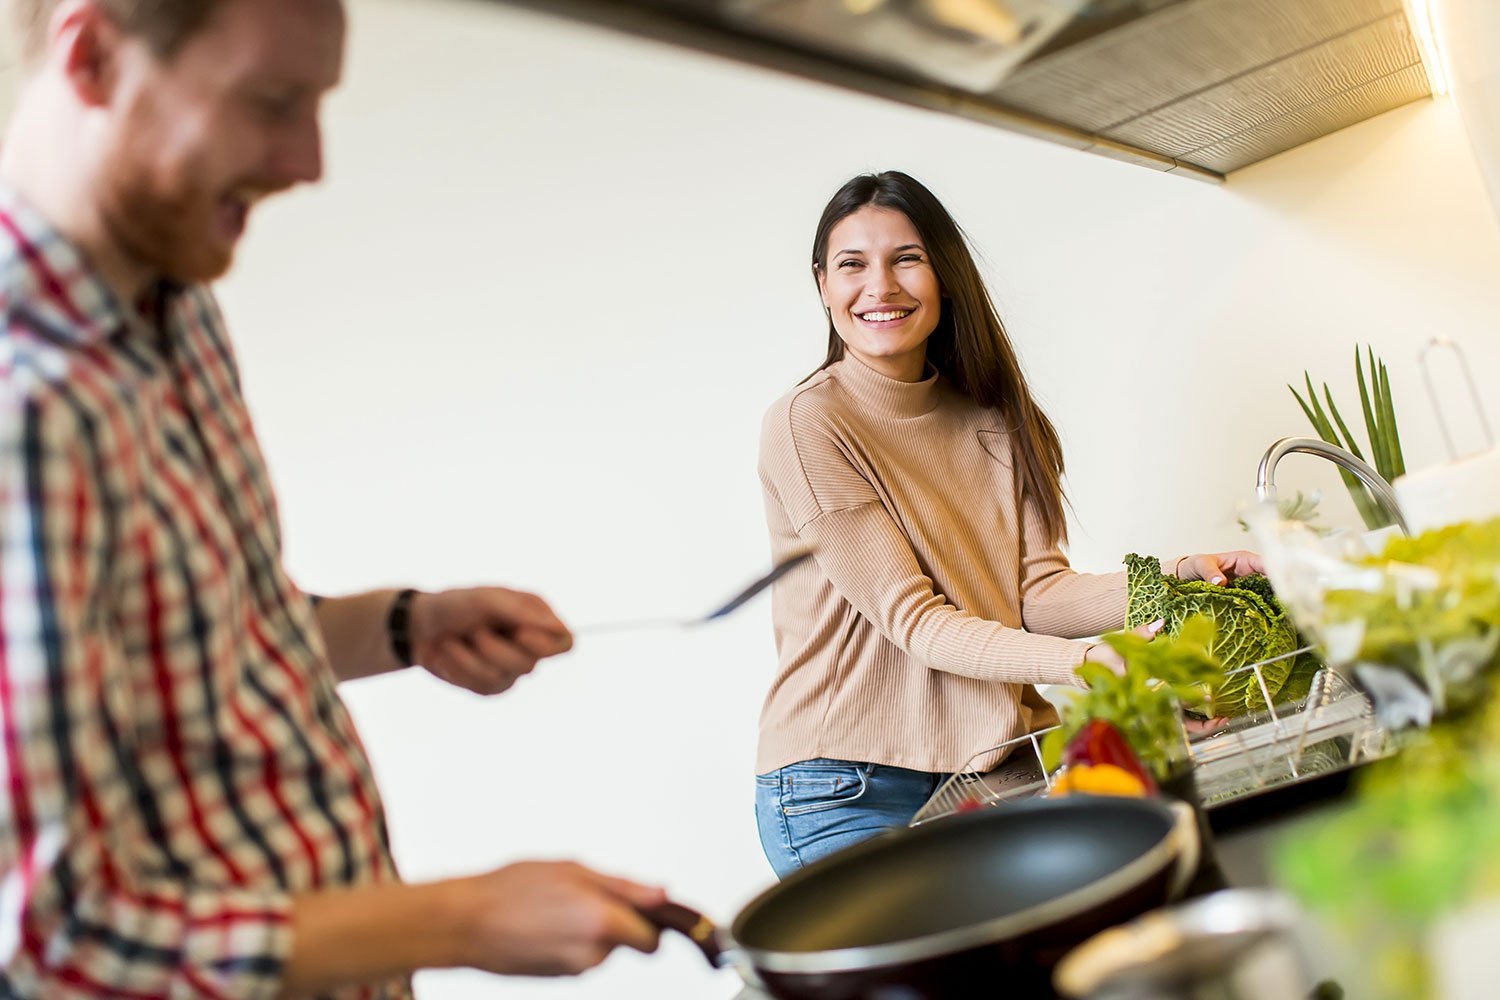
[489,0,1437,181]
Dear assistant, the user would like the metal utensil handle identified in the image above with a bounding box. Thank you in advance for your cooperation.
[1419,336,1494,460]
[702,547,813,621]
[572,616,687,637]
[638,901,731,969]
[575,548,815,636]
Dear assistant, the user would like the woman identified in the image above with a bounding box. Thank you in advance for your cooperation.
[754,171,1261,879]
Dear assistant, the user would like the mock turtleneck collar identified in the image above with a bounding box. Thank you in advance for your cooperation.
[831,353,941,418]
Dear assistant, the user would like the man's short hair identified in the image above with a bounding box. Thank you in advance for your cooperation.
[10,0,224,63]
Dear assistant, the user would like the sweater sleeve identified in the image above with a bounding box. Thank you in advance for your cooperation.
[764,394,1089,686]
[1017,490,1131,640]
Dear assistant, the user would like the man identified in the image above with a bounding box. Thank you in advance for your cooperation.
[0,0,665,996]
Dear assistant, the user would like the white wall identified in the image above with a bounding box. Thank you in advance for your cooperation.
[8,0,1500,996]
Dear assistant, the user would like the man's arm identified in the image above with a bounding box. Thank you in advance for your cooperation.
[311,587,573,692]
[309,588,408,681]
[0,364,658,997]
[281,862,665,998]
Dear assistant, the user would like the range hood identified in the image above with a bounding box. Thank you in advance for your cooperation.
[490,0,1433,181]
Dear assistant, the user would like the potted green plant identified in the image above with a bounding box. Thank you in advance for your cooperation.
[1289,346,1406,530]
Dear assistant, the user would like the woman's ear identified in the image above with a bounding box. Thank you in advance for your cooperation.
[814,265,830,309]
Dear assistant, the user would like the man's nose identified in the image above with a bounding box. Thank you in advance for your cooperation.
[275,116,325,185]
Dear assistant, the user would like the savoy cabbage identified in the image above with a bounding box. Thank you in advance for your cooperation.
[1124,554,1304,716]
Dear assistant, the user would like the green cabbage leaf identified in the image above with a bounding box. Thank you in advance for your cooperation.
[1125,553,1302,716]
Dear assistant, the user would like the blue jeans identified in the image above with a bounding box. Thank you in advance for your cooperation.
[755,758,944,880]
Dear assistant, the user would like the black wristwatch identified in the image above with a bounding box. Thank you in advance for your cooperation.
[387,588,420,667]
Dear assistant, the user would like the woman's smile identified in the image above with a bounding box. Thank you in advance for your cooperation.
[855,307,917,329]
[818,205,942,381]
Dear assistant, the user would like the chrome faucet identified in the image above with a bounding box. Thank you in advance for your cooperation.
[1256,436,1409,534]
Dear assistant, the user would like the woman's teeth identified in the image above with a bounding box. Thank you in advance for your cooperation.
[860,310,912,322]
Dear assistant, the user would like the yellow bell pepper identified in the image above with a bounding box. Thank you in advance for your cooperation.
[1050,763,1149,798]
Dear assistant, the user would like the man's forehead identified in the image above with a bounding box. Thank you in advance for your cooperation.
[180,0,346,88]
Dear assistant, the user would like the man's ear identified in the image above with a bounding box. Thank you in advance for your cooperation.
[53,0,127,108]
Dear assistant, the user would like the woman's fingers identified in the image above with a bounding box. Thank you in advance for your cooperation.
[1178,550,1267,584]
[1133,618,1166,639]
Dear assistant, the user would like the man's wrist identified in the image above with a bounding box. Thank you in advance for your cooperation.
[386,588,421,668]
[421,878,478,970]
[284,879,476,994]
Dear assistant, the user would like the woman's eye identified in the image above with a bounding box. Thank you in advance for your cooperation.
[898,254,925,264]
[837,259,863,269]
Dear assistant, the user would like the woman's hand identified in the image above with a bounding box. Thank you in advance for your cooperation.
[1083,618,1165,677]
[1183,714,1229,737]
[1172,550,1265,586]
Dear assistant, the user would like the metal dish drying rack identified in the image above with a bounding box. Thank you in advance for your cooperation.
[910,647,1393,826]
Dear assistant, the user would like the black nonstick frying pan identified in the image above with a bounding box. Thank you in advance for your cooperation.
[647,795,1199,999]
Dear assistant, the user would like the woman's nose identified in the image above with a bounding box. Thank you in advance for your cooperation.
[864,264,900,298]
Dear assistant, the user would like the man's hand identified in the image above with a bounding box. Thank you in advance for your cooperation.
[282,860,666,995]
[410,588,573,695]
[453,861,666,976]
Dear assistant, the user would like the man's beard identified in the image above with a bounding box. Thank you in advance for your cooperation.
[90,88,282,288]
[95,149,236,288]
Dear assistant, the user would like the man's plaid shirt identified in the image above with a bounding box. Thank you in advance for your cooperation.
[0,185,405,999]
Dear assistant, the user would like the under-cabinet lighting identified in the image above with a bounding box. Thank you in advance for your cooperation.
[1404,0,1453,97]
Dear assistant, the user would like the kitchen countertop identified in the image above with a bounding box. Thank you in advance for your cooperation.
[1206,758,1362,886]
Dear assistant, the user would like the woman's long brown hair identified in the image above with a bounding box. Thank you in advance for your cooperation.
[809,170,1070,544]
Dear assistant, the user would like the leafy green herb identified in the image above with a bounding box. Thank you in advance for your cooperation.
[1323,518,1500,713]
[1042,615,1222,780]
[1275,518,1500,998]
[1276,701,1500,999]
[1236,490,1326,535]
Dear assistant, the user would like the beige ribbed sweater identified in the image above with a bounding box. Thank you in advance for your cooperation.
[756,355,1130,775]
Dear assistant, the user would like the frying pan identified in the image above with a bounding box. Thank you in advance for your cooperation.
[646,795,1199,999]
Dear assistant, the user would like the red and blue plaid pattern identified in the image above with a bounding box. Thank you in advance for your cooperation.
[0,185,405,999]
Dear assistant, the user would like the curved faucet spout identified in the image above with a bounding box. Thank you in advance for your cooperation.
[1256,436,1409,534]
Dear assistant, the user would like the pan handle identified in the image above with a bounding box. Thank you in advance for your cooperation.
[1165,800,1202,900]
[639,901,733,969]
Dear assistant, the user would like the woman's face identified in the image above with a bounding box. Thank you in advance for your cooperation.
[818,205,942,382]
